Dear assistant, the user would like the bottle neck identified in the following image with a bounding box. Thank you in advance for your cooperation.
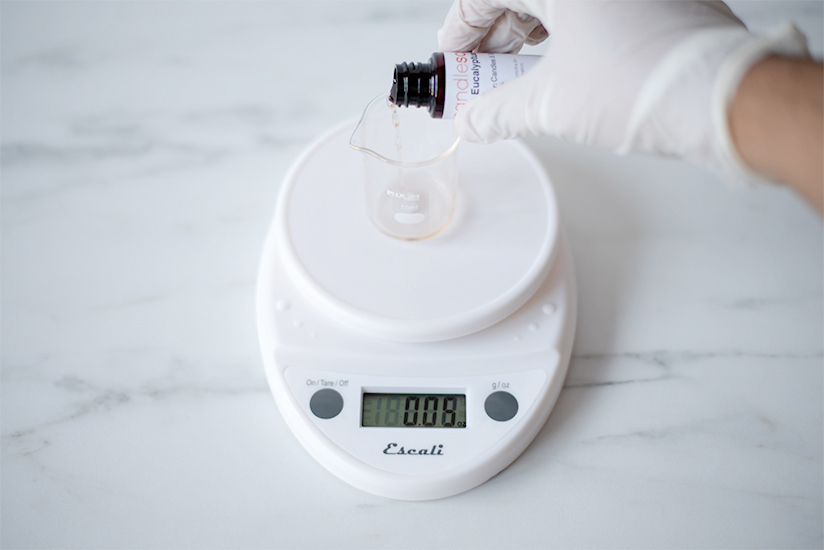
[390,61,434,108]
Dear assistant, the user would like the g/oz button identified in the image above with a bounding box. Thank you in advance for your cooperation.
[484,391,518,422]
[310,389,343,419]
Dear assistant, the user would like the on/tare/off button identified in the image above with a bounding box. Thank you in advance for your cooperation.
[310,389,343,419]
[484,391,518,422]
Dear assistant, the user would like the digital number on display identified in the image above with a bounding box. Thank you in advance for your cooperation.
[362,393,467,428]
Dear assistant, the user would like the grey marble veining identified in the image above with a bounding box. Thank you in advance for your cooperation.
[2,1,822,549]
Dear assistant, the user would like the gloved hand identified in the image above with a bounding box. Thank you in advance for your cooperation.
[437,0,809,185]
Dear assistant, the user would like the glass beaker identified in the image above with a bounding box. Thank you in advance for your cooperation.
[350,94,460,240]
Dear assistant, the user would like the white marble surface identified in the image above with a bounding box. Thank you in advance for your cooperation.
[1,1,822,548]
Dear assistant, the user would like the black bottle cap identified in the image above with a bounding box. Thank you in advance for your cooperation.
[390,61,433,108]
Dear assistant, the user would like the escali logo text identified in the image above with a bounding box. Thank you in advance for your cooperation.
[383,443,444,456]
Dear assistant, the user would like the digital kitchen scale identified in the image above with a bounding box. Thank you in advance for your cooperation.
[256,120,576,500]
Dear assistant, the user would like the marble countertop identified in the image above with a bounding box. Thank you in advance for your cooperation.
[2,1,822,548]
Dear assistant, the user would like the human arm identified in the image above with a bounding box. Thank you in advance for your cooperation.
[729,56,823,213]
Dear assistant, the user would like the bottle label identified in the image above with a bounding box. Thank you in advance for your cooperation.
[441,52,540,119]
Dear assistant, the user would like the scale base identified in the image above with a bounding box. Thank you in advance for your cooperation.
[256,121,577,500]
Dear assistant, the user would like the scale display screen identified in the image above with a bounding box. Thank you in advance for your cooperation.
[362,393,466,428]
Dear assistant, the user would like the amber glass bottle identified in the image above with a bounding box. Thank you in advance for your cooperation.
[390,52,447,118]
[390,52,541,119]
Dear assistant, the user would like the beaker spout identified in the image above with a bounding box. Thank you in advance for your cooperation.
[350,93,459,168]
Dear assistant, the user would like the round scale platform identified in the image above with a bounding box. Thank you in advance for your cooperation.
[256,120,577,500]
[276,121,559,343]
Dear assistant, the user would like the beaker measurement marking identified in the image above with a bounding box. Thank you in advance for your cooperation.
[394,213,426,224]
[386,189,420,201]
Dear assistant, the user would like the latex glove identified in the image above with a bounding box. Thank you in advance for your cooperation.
[437,0,809,185]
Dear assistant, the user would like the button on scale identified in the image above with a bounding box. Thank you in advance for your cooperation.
[309,389,344,419]
[484,391,519,422]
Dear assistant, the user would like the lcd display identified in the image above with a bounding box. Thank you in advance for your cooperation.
[362,393,466,428]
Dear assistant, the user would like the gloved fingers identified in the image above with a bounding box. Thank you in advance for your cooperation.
[438,0,503,52]
[525,23,549,46]
[702,1,746,27]
[438,0,547,52]
[454,63,550,143]
[477,10,546,53]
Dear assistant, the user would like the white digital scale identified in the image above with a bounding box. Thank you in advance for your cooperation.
[256,120,577,500]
